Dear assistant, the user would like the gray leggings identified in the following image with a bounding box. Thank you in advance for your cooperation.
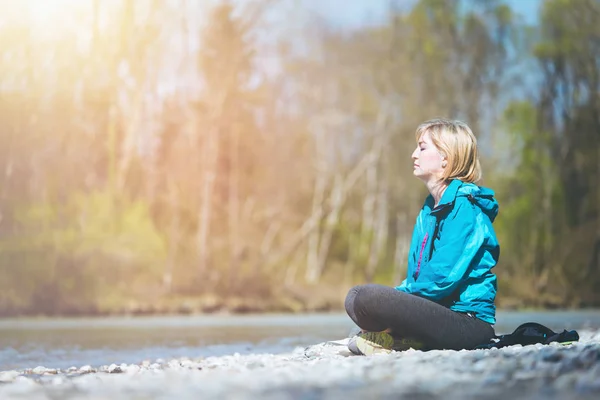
[345,284,495,350]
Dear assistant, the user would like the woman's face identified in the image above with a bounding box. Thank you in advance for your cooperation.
[411,131,446,182]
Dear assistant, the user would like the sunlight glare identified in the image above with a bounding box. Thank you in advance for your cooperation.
[27,0,87,21]
[1,0,92,34]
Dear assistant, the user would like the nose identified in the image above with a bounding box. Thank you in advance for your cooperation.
[411,147,419,160]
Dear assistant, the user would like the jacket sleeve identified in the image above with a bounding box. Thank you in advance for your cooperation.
[396,278,409,292]
[397,202,485,301]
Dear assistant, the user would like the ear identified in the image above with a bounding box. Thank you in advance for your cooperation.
[441,157,447,168]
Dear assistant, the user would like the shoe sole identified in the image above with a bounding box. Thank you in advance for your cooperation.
[355,336,393,355]
[393,338,425,351]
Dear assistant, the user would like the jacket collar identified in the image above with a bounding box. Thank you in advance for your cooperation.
[425,179,463,213]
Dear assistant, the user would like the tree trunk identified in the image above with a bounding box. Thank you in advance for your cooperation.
[360,159,377,282]
[393,213,409,286]
[197,124,219,281]
[305,156,327,283]
[227,122,241,292]
[305,152,376,283]
[163,180,180,293]
[366,180,388,282]
[312,173,344,282]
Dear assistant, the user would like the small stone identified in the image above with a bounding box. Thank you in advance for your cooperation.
[51,376,66,385]
[576,379,600,394]
[32,366,46,375]
[123,364,140,374]
[0,370,20,383]
[541,350,564,362]
[180,360,195,368]
[108,364,122,373]
[246,361,264,370]
[513,370,540,381]
[80,365,94,374]
[554,373,578,390]
[14,376,33,384]
[482,371,509,385]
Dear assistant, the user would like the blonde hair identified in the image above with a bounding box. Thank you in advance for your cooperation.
[415,118,482,183]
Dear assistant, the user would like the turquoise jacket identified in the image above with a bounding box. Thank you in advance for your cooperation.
[396,179,499,324]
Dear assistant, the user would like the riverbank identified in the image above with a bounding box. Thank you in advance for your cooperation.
[1,329,599,399]
[0,286,346,317]
[4,281,596,318]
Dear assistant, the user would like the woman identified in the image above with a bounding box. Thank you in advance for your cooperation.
[345,118,499,355]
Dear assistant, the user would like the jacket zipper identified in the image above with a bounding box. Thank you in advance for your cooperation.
[414,232,428,279]
[414,210,442,280]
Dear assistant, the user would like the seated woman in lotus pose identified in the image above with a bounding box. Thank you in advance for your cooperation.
[345,118,499,355]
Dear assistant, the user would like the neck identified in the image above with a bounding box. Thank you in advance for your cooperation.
[426,179,449,208]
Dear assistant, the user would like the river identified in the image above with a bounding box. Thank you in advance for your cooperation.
[1,310,599,371]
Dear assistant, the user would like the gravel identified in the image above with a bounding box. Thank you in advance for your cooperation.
[1,330,599,399]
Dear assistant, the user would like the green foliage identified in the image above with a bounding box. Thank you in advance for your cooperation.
[0,191,166,315]
[0,0,597,315]
[492,0,599,306]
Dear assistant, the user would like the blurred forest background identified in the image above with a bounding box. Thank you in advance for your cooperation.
[0,0,598,317]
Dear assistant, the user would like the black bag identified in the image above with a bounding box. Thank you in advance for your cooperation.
[475,322,579,350]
